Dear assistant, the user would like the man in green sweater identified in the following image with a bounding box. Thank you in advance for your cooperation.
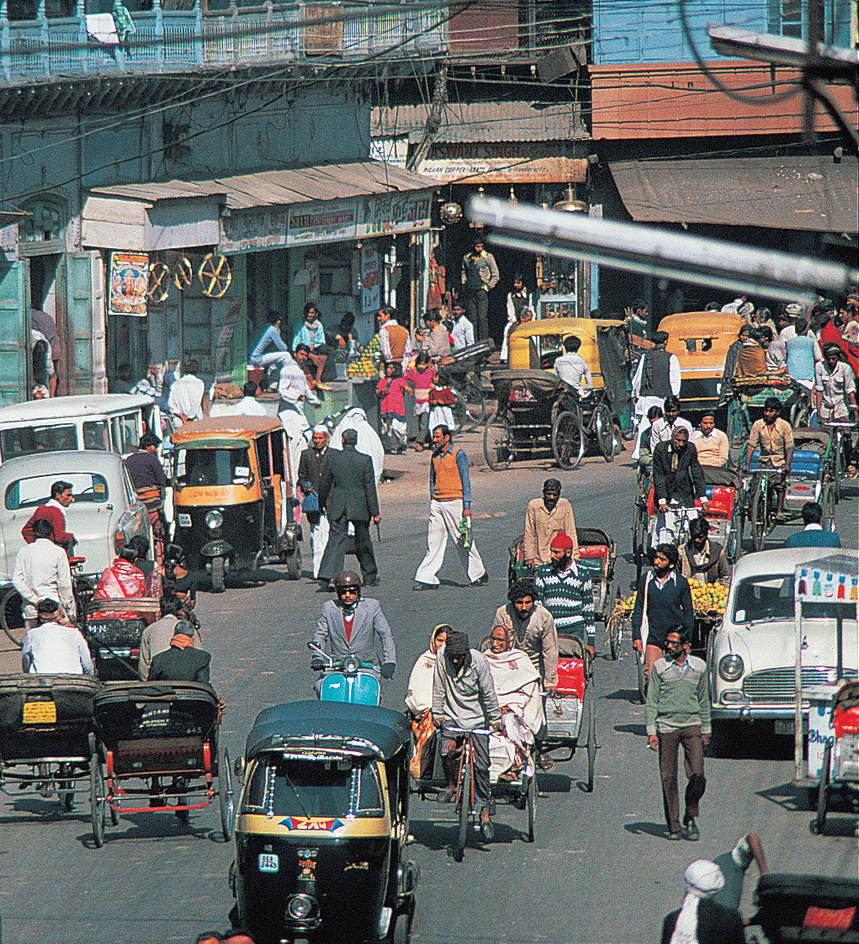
[646,627,710,842]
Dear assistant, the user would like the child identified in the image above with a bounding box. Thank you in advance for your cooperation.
[404,352,435,450]
[376,361,409,454]
[429,370,456,431]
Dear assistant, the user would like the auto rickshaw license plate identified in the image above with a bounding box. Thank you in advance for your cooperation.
[259,853,279,873]
[774,720,794,735]
[23,700,57,724]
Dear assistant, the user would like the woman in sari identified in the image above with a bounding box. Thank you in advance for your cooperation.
[483,625,544,782]
[405,624,448,778]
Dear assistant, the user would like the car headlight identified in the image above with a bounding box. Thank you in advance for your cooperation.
[205,509,223,530]
[718,653,744,681]
[287,894,315,920]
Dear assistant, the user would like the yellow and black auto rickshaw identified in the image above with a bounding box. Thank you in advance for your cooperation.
[170,416,302,590]
[230,700,418,944]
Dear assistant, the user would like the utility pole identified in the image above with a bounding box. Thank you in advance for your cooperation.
[406,61,448,174]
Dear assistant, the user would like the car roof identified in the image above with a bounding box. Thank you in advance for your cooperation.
[246,700,411,761]
[0,394,152,423]
[731,547,859,581]
[0,450,126,488]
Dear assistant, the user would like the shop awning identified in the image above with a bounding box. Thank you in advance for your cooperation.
[82,161,436,251]
[611,156,858,234]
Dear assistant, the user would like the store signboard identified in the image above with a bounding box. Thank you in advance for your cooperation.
[288,199,357,246]
[419,143,588,184]
[109,251,148,317]
[356,191,432,237]
[361,245,380,317]
[220,207,290,254]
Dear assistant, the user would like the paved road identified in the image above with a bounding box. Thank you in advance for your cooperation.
[0,437,856,943]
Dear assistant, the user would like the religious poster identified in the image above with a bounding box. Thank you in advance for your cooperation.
[109,251,148,317]
[360,245,380,317]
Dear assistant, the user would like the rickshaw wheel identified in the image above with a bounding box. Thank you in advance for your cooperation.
[0,587,26,648]
[483,414,513,471]
[526,772,536,842]
[813,743,831,835]
[595,404,615,462]
[551,411,584,471]
[90,755,106,847]
[285,546,302,580]
[455,763,471,860]
[220,748,236,842]
[585,700,597,793]
[450,379,485,433]
[211,557,226,593]
[750,488,767,551]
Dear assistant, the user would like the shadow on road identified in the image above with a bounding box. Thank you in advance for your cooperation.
[604,689,643,704]
[755,780,812,813]
[624,821,674,839]
[614,723,647,736]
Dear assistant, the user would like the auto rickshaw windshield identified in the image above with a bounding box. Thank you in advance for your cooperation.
[243,755,384,818]
[174,445,252,488]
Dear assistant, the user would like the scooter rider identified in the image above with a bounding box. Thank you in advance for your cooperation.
[311,570,396,683]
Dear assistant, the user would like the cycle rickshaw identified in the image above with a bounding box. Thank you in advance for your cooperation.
[438,338,495,432]
[727,374,798,445]
[813,680,859,836]
[90,680,234,846]
[0,673,101,816]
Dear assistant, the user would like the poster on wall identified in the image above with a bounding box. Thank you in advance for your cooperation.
[361,246,380,317]
[109,251,149,317]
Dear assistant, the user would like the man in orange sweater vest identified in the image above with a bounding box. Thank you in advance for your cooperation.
[414,425,488,589]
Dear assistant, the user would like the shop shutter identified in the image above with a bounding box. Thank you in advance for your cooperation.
[0,259,29,407]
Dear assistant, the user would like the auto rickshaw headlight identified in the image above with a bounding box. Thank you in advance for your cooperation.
[718,654,744,681]
[205,509,223,530]
[287,894,315,920]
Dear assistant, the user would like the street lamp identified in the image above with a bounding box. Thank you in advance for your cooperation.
[467,195,858,305]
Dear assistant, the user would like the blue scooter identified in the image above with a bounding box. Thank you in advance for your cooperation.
[308,641,381,706]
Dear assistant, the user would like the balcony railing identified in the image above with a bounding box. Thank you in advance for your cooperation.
[0,0,449,85]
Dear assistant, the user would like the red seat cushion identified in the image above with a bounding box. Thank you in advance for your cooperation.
[707,485,734,518]
[578,545,608,561]
[555,658,585,698]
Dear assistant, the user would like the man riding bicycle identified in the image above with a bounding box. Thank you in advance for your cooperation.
[742,397,793,521]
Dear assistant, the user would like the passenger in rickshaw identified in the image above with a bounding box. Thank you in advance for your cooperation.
[760,326,787,374]
[690,412,729,469]
[500,298,534,362]
[553,335,593,395]
[523,478,577,570]
[717,323,753,407]
[649,397,692,453]
[94,544,156,622]
[139,594,199,681]
[483,625,543,784]
[733,326,767,378]
[147,620,211,683]
[13,517,76,630]
[406,624,448,778]
[632,404,662,466]
[652,427,709,542]
[22,599,93,675]
[741,397,793,521]
[534,532,596,660]
[432,630,502,839]
[679,518,730,588]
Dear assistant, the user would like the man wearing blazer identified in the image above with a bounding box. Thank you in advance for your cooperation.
[311,571,396,682]
[317,427,381,589]
[147,620,211,684]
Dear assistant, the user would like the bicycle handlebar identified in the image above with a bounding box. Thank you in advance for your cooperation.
[444,725,493,736]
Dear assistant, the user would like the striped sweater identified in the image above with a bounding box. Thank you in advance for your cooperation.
[534,561,595,645]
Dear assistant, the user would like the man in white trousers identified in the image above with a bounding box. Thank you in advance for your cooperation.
[413,425,488,590]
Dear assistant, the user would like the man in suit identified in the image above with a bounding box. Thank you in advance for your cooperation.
[311,570,396,687]
[785,501,841,548]
[317,427,381,589]
[147,620,211,683]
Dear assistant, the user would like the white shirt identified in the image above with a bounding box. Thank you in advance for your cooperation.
[259,351,321,408]
[22,622,93,674]
[168,374,206,421]
[232,396,268,417]
[12,538,75,620]
[451,315,475,350]
[631,350,681,398]
[553,352,593,391]
[649,416,693,451]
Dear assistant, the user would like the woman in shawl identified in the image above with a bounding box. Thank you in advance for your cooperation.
[405,624,448,778]
[482,625,544,782]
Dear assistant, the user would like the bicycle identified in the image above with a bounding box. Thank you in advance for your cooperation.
[824,419,858,504]
[743,466,785,551]
[551,387,620,471]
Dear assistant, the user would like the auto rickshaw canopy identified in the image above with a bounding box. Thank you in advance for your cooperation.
[246,701,412,762]
[171,415,284,445]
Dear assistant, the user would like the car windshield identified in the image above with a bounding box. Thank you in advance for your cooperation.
[174,446,251,487]
[0,424,78,461]
[5,472,109,510]
[242,756,383,819]
[733,574,849,624]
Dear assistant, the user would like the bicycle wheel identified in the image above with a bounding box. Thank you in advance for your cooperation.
[790,398,810,429]
[750,486,767,551]
[526,770,536,842]
[454,760,471,861]
[585,700,597,793]
[90,755,106,848]
[728,404,749,446]
[1,586,26,647]
[551,411,585,471]
[483,413,514,471]
[833,431,843,504]
[594,403,615,462]
[451,376,485,432]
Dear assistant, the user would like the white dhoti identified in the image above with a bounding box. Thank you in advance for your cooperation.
[309,513,330,579]
[414,498,485,585]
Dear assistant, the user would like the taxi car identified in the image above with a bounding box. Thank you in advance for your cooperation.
[707,548,858,739]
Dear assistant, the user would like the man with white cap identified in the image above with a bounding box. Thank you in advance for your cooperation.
[660,859,744,944]
[297,425,331,580]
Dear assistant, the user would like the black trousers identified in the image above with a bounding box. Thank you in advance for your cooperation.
[318,514,378,583]
[465,290,489,341]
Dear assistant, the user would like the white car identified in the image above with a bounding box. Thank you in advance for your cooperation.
[708,547,858,737]
[0,450,152,584]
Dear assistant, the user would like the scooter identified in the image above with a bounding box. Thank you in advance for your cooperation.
[307,641,381,706]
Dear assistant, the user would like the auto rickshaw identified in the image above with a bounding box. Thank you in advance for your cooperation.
[660,310,744,415]
[230,700,419,944]
[170,416,302,590]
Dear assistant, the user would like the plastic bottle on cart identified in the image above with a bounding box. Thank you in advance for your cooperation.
[824,574,835,598]
[837,576,846,600]
[812,572,822,596]
[851,577,858,602]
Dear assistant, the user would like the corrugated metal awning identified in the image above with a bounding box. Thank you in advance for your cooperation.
[89,160,436,208]
[611,156,858,233]
[372,101,588,143]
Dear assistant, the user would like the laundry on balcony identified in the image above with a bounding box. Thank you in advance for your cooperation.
[85,13,119,46]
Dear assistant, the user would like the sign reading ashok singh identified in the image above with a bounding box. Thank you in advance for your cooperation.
[418,143,587,185]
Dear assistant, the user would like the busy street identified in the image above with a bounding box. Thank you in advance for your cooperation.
[0,434,856,944]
